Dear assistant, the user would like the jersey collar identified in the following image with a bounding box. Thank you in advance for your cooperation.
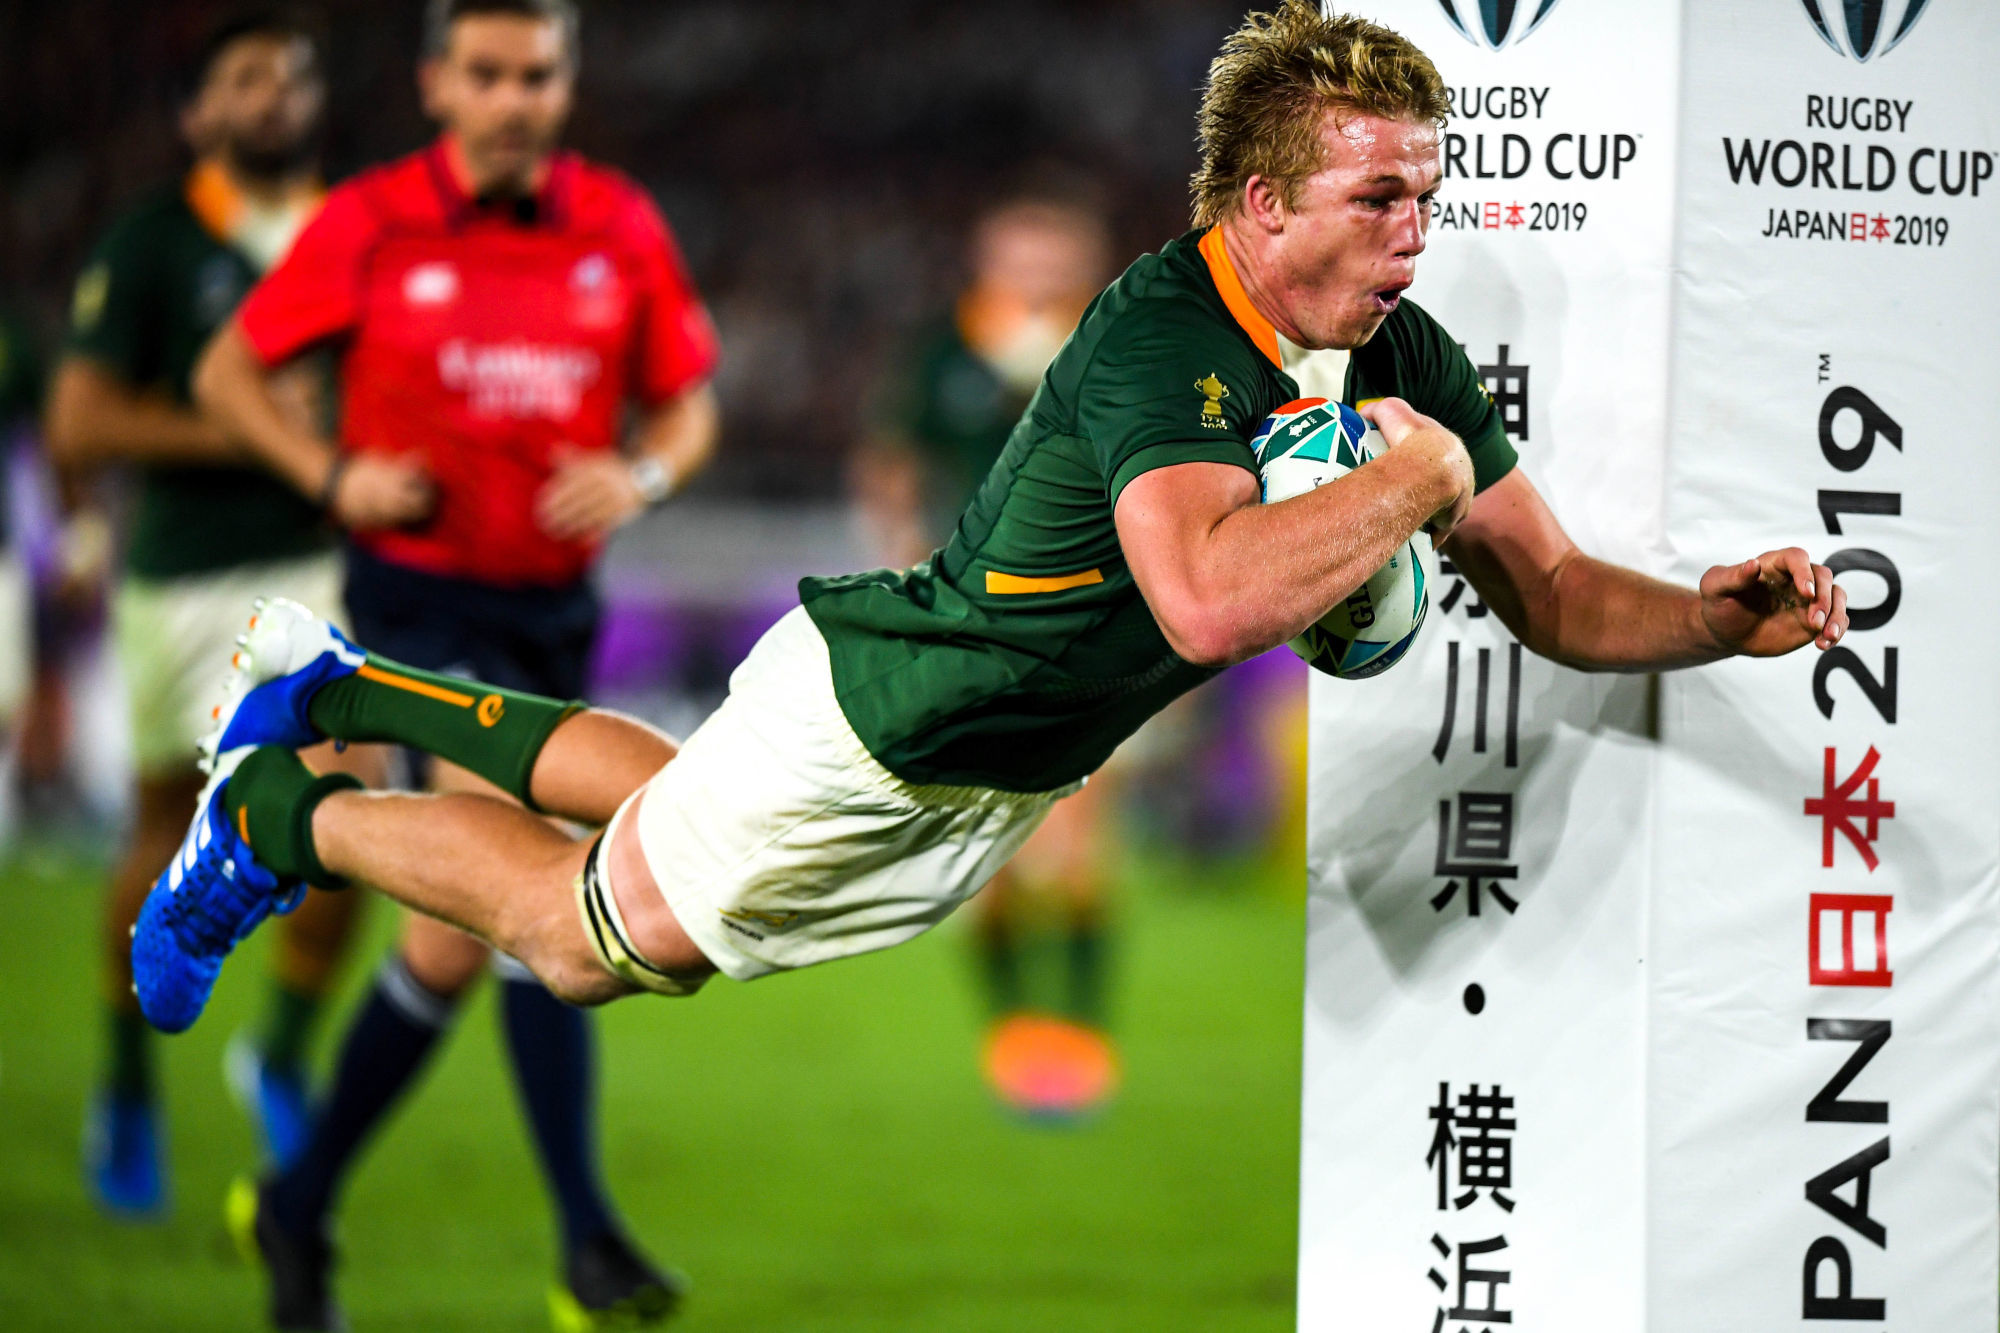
[183,161,323,265]
[1197,225,1281,368]
[424,137,572,230]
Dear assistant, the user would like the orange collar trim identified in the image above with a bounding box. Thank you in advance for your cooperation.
[1198,226,1280,368]
[184,161,244,243]
[184,161,324,246]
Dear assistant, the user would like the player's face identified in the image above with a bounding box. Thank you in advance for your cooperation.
[424,16,574,194]
[1271,112,1441,350]
[187,34,324,179]
[974,212,1110,312]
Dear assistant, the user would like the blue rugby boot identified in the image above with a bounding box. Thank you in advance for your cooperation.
[83,1092,167,1218]
[198,597,363,772]
[227,1034,315,1171]
[131,753,306,1035]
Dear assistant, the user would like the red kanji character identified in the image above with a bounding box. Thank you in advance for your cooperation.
[1503,202,1525,229]
[1803,746,1895,871]
[1870,214,1891,241]
[1850,212,1868,242]
[1482,202,1501,230]
[1809,893,1893,988]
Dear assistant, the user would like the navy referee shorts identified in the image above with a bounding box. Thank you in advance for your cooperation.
[342,543,600,702]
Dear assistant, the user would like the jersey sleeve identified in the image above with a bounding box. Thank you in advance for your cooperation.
[236,186,375,366]
[1076,300,1264,506]
[623,196,719,405]
[65,215,157,382]
[1397,304,1518,493]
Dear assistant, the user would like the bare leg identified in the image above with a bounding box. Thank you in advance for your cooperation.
[526,710,675,827]
[305,712,711,1005]
[268,741,385,994]
[394,759,516,997]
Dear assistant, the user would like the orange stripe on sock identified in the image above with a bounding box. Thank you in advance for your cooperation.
[237,806,252,846]
[356,664,476,708]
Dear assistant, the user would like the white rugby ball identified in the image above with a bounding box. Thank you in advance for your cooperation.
[1251,397,1431,679]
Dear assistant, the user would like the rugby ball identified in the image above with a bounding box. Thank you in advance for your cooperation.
[1251,398,1430,679]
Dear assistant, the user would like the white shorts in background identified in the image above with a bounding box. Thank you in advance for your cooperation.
[620,606,1079,983]
[113,552,345,776]
[0,549,29,728]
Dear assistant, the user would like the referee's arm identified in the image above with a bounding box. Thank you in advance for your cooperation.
[196,317,432,527]
[533,381,718,542]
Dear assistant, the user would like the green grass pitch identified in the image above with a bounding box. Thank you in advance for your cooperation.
[0,841,1303,1332]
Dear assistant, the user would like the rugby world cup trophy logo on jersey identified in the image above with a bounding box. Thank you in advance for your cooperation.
[1428,0,1562,51]
[1797,0,1932,61]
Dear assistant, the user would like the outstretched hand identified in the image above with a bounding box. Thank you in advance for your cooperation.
[1699,547,1848,657]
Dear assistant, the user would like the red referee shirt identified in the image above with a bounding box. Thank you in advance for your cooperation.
[239,139,719,587]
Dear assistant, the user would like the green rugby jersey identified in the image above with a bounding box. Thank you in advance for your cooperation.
[881,316,1032,524]
[66,174,328,580]
[802,227,1517,792]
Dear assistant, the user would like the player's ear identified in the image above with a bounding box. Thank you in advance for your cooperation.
[178,99,210,156]
[417,57,446,119]
[1241,176,1288,234]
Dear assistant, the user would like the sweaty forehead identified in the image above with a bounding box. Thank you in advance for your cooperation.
[1323,112,1442,189]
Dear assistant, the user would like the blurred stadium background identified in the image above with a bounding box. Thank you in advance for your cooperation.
[0,2,1314,1329]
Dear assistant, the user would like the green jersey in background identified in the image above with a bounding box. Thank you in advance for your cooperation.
[65,175,328,580]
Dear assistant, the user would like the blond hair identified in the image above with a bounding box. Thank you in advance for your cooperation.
[1192,3,1449,227]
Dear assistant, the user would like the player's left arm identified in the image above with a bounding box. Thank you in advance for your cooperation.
[1446,464,1849,671]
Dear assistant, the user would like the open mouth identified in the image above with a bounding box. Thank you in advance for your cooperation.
[1372,282,1411,313]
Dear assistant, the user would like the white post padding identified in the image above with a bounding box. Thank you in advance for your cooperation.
[1299,1,2000,1329]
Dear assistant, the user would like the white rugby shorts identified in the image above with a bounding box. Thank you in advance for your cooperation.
[600,606,1078,987]
[113,552,345,775]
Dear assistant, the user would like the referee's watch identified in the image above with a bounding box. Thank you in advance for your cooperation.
[629,457,679,507]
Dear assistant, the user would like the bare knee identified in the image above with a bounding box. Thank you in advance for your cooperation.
[533,951,637,1007]
[400,913,490,997]
[506,911,635,1006]
[487,861,636,1007]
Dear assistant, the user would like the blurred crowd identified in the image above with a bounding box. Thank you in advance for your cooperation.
[2,0,1250,499]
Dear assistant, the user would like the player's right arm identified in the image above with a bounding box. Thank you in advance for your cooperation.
[192,188,432,529]
[45,225,237,467]
[1116,406,1470,668]
[1090,301,1470,669]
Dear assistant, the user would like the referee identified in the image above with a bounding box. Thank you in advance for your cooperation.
[197,2,719,1329]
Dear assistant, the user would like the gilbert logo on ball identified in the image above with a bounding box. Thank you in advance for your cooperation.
[1797,0,1932,61]
[1253,399,1431,680]
[1429,0,1562,51]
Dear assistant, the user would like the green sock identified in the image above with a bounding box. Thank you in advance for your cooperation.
[225,746,362,886]
[307,654,580,808]
[1065,916,1109,1028]
[106,1010,154,1103]
[977,923,1024,1016]
[257,983,321,1075]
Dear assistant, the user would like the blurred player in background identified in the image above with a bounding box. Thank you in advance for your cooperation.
[194,0,720,1327]
[852,193,1123,1118]
[0,305,40,822]
[0,300,40,840]
[42,10,376,1217]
